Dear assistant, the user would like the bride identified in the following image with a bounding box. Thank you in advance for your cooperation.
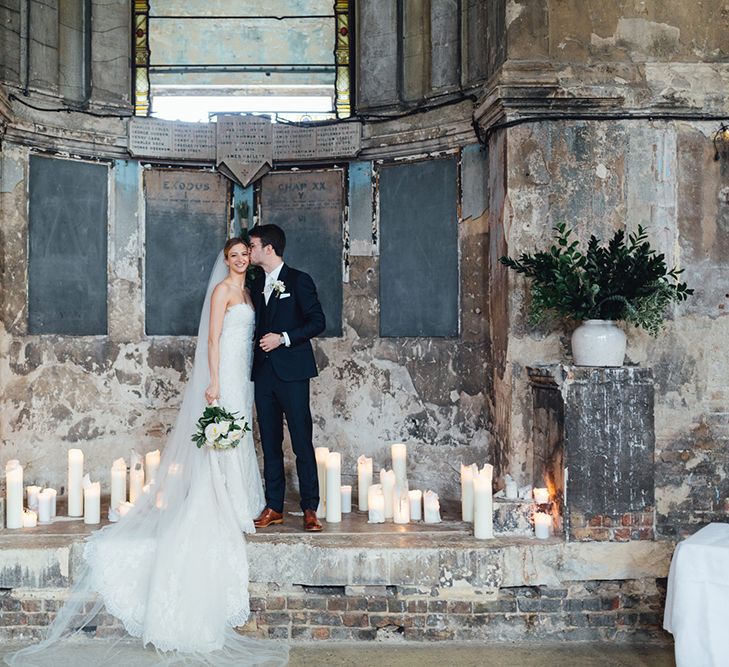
[6,238,289,666]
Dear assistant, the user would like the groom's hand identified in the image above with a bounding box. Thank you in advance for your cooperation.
[259,333,283,353]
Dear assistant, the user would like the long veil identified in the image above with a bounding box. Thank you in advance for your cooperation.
[5,252,289,666]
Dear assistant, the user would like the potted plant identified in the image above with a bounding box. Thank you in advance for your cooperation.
[500,223,693,366]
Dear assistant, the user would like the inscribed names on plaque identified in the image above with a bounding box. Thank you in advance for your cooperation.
[128,118,215,161]
[272,122,361,161]
[215,115,273,186]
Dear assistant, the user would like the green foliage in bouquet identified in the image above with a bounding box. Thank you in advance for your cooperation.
[192,405,251,450]
[499,223,693,336]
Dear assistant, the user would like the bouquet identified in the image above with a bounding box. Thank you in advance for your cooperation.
[192,403,251,450]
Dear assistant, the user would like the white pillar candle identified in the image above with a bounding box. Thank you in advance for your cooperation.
[341,485,352,514]
[22,509,37,528]
[533,487,549,504]
[26,485,42,510]
[460,463,478,522]
[423,490,441,523]
[380,469,396,520]
[118,501,133,518]
[37,489,53,524]
[325,452,342,523]
[408,489,422,521]
[110,458,127,511]
[357,455,373,511]
[391,443,407,487]
[367,484,385,523]
[47,488,57,519]
[67,448,84,517]
[5,460,24,529]
[504,474,518,500]
[315,446,329,517]
[473,464,494,540]
[393,487,410,525]
[129,450,144,504]
[145,449,161,485]
[83,477,101,525]
[535,512,552,539]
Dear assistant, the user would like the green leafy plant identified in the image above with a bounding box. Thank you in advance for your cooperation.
[500,223,693,335]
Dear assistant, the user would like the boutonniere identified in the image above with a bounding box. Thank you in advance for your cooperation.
[272,280,286,298]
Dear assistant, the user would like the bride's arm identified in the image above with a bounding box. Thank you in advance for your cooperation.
[205,285,227,404]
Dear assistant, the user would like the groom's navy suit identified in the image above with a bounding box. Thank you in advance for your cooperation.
[251,263,325,513]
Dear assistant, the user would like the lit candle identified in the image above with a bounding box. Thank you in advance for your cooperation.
[504,474,518,500]
[408,489,422,521]
[22,509,37,528]
[380,469,396,520]
[461,463,478,522]
[145,449,161,485]
[26,485,42,510]
[83,475,101,525]
[129,450,144,504]
[37,489,53,524]
[341,485,352,513]
[315,446,329,517]
[393,487,410,525]
[367,484,385,523]
[67,449,84,517]
[118,501,133,518]
[110,458,127,511]
[533,487,549,504]
[5,460,23,529]
[326,452,342,523]
[47,488,57,519]
[391,443,407,487]
[357,455,373,511]
[535,512,552,539]
[473,464,494,540]
[423,490,441,523]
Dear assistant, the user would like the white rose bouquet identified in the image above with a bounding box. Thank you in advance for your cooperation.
[192,404,251,450]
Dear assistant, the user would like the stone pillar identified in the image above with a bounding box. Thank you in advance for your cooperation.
[528,365,655,542]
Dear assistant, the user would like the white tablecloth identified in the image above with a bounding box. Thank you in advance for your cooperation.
[664,522,729,667]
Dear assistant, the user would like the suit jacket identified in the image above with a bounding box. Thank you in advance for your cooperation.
[251,264,326,382]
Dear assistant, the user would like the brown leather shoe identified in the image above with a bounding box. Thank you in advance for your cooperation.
[254,508,283,528]
[303,509,322,532]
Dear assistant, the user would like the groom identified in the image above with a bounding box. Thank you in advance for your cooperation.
[248,224,326,532]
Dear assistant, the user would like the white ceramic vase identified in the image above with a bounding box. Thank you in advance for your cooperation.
[571,319,626,367]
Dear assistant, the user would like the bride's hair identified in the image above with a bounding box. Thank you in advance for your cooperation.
[223,236,249,259]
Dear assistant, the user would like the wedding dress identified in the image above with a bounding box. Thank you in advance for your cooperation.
[6,253,288,666]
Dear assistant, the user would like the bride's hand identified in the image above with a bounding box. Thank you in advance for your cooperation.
[205,384,219,405]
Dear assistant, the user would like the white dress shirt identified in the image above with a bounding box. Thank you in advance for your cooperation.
[264,262,290,347]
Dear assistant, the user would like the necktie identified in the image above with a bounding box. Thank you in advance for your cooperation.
[264,276,274,304]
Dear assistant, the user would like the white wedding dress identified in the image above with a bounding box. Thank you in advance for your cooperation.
[6,255,288,666]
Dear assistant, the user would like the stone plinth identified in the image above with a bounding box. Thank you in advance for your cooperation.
[528,365,656,542]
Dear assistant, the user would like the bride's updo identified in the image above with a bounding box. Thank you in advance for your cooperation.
[224,236,249,258]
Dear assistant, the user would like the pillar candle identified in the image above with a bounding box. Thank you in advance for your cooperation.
[504,474,518,500]
[47,488,57,519]
[380,469,396,520]
[83,476,101,525]
[357,455,373,511]
[315,446,329,517]
[118,501,133,518]
[473,464,494,540]
[393,487,410,525]
[22,509,37,528]
[129,450,144,504]
[535,512,552,539]
[325,452,342,523]
[409,489,422,521]
[423,490,441,524]
[26,485,42,510]
[460,463,478,522]
[533,487,549,504]
[341,485,352,514]
[5,460,24,529]
[145,449,161,485]
[110,458,127,511]
[37,489,53,524]
[67,448,84,517]
[391,443,407,487]
[367,484,385,523]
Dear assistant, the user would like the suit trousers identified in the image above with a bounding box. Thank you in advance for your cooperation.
[254,357,320,513]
